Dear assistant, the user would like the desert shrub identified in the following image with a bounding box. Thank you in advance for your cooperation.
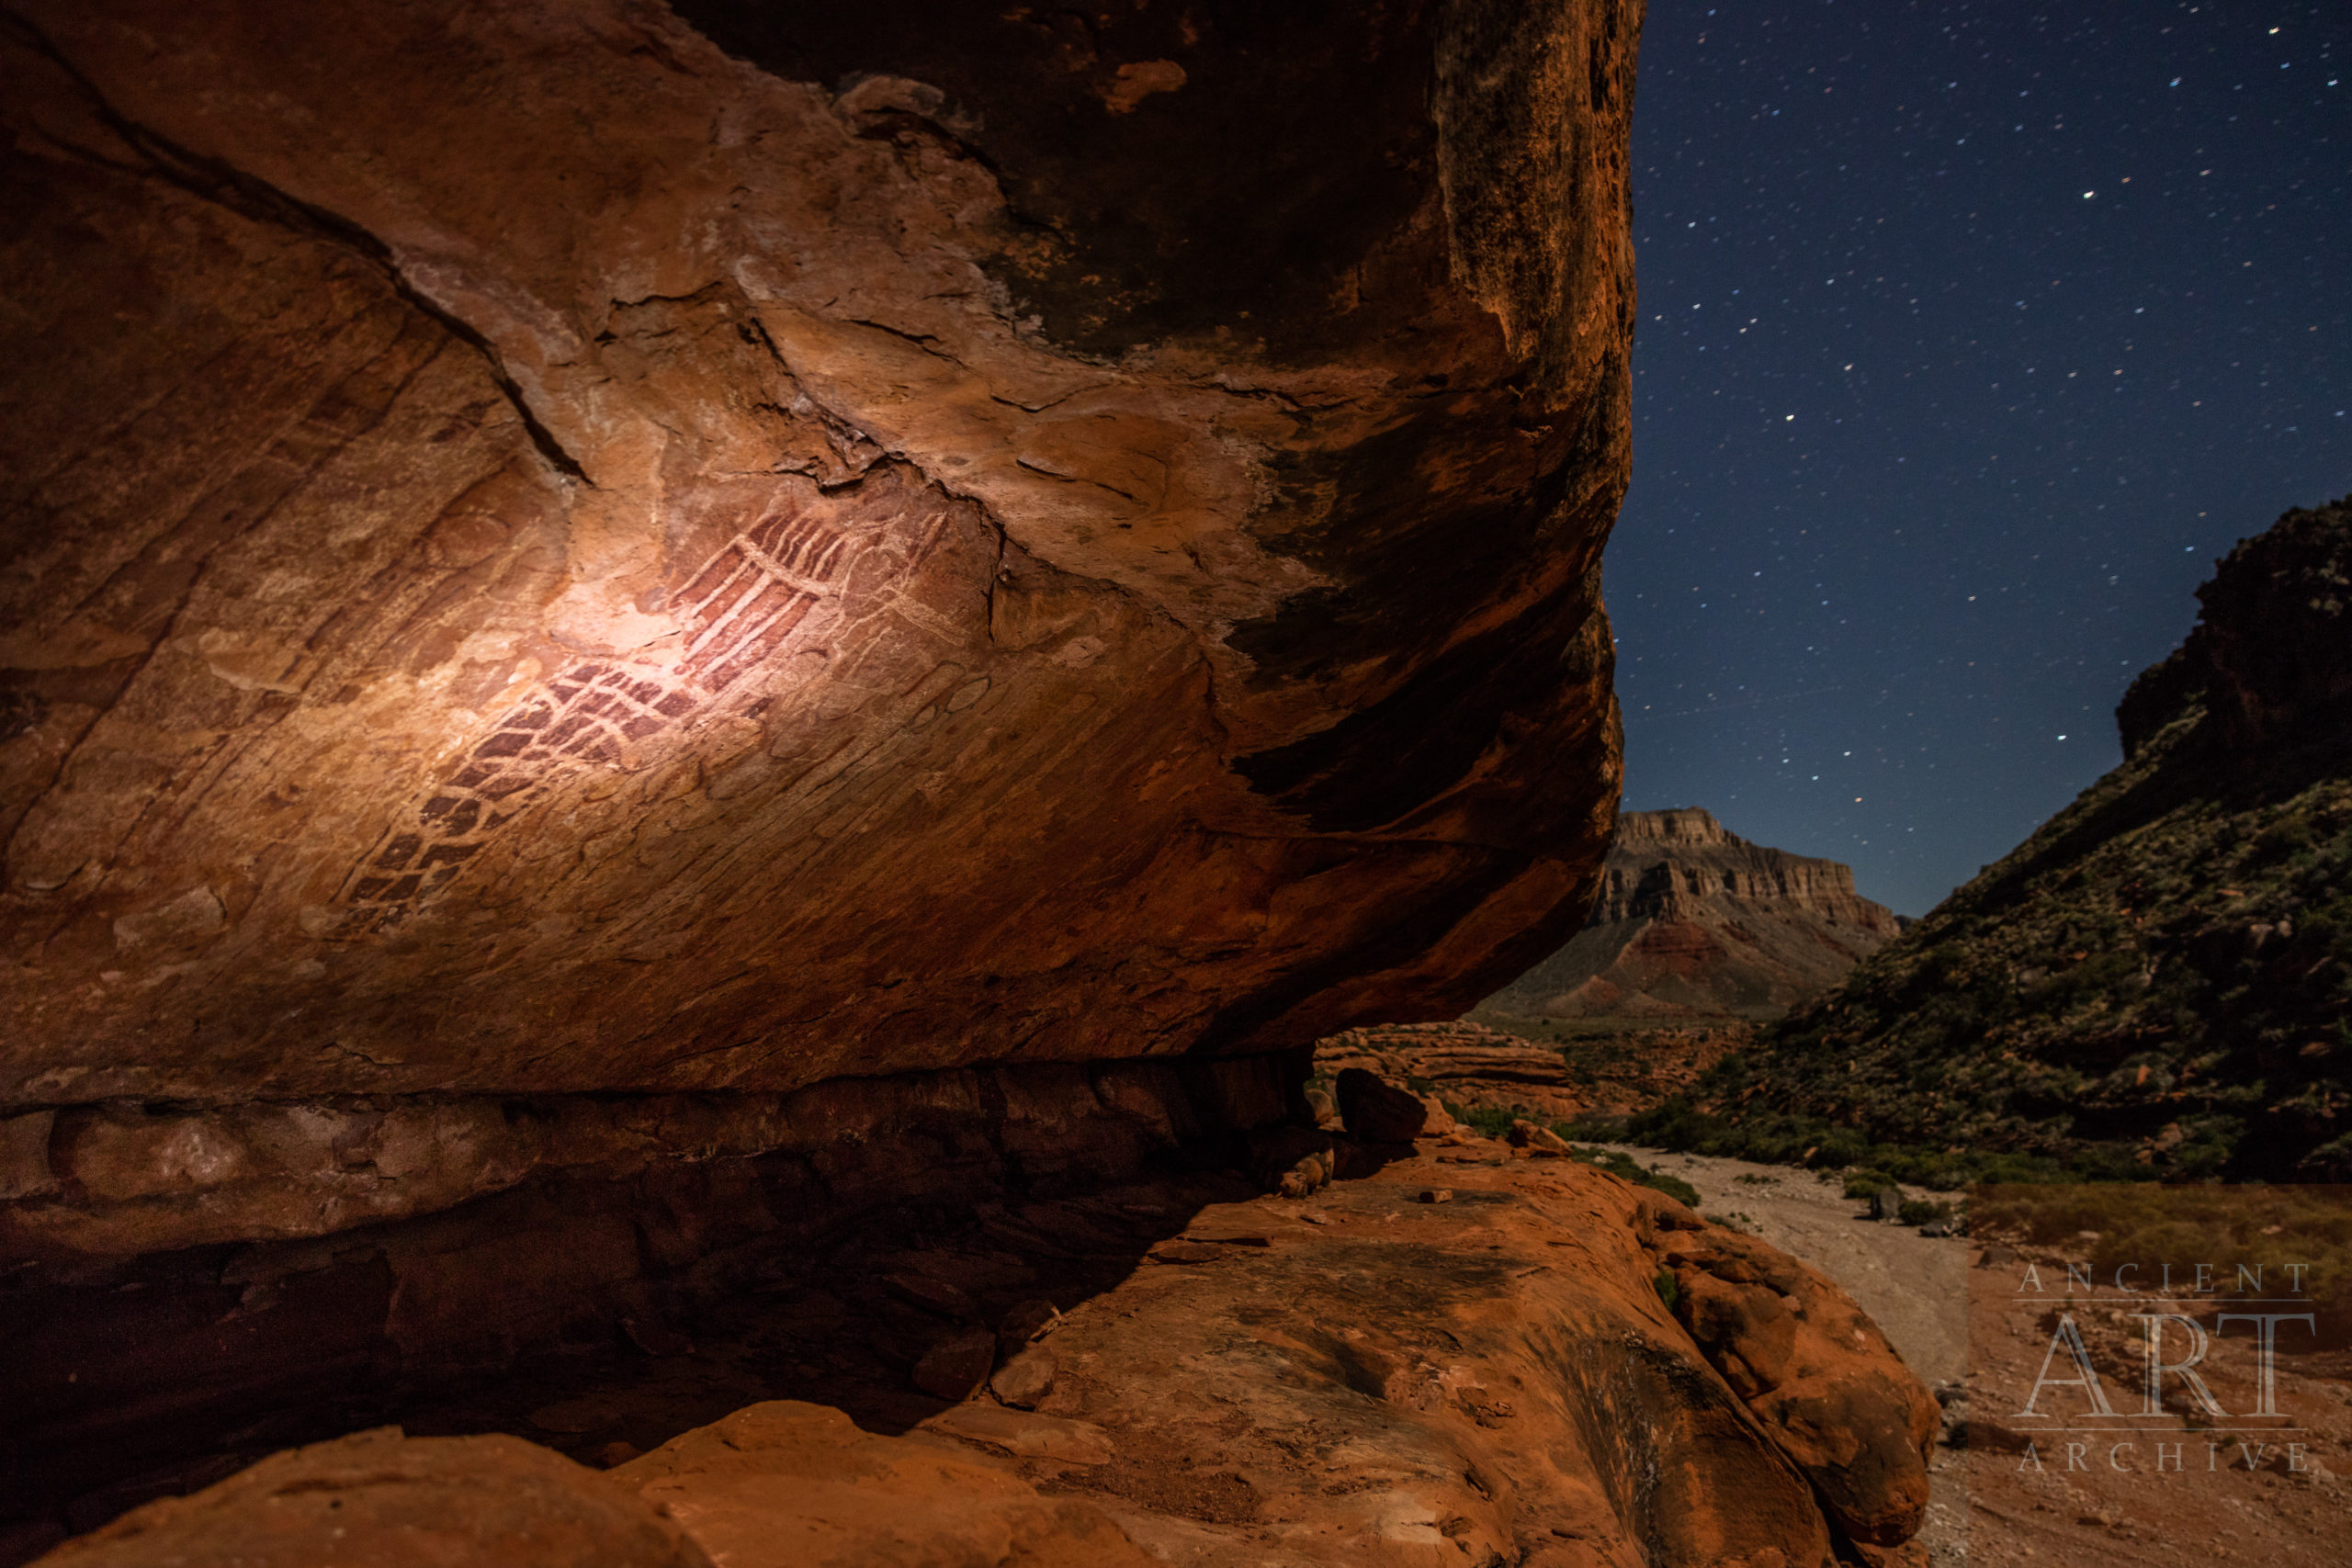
[1896,1197,1951,1226]
[1653,1269,1681,1312]
[1843,1169,1897,1200]
[1558,1111,1632,1142]
[1969,1183,2352,1311]
[1454,1104,1520,1140]
[1570,1146,1702,1208]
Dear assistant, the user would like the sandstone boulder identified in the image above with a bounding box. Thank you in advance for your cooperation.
[910,1328,998,1402]
[29,1156,1937,1567]
[1332,1067,1428,1144]
[32,1427,712,1568]
[1637,1193,1939,1546]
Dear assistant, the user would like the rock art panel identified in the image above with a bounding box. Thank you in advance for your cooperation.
[0,2,1635,1161]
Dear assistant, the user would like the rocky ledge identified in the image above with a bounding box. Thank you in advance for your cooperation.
[1317,1019,1747,1123]
[0,0,1631,1117]
[29,1145,1937,1568]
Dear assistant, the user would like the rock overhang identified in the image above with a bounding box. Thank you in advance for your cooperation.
[0,0,1636,1204]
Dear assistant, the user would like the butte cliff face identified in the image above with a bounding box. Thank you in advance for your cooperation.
[1480,807,1902,1021]
[1681,499,2352,1181]
[0,3,1634,1234]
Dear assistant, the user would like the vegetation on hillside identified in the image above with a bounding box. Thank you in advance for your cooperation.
[1627,500,2352,1186]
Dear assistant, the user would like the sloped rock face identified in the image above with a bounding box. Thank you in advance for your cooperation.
[0,3,1634,1226]
[1682,499,2352,1181]
[32,1428,716,1568]
[2118,496,2352,756]
[28,1154,1937,1568]
[1483,809,1901,1021]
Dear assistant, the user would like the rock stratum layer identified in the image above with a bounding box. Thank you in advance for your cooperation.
[1481,809,1901,1021]
[1679,499,2352,1181]
[0,2,1634,1139]
[33,1152,1937,1568]
[1317,1019,1743,1122]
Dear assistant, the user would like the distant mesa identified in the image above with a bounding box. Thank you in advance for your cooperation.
[1480,807,1903,1022]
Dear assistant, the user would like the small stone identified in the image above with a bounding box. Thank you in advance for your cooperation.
[911,1327,997,1401]
[1418,1189,1453,1204]
[1147,1239,1226,1264]
[989,1344,1057,1410]
[1508,1119,1575,1155]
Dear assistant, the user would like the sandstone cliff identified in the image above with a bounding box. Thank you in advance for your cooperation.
[1481,807,1902,1020]
[0,5,1666,1549]
[1657,498,2352,1182]
[0,1,1635,1256]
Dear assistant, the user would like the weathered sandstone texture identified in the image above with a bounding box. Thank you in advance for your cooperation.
[0,1054,1301,1530]
[1483,809,1901,1021]
[31,1152,1937,1568]
[33,1427,716,1568]
[0,0,1634,1144]
[1686,498,2352,1180]
[1316,1018,1743,1122]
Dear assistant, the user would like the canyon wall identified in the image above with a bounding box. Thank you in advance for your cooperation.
[1482,807,1901,1020]
[1690,499,2352,1181]
[0,0,1637,1256]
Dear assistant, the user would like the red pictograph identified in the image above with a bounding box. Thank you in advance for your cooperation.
[338,506,859,930]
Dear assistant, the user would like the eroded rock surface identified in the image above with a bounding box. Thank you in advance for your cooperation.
[28,1152,1935,1568]
[0,0,1633,1123]
[1317,1018,1746,1122]
[0,1054,1300,1530]
[33,1427,714,1568]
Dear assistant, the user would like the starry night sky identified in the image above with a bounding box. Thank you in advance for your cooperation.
[1608,1,2349,914]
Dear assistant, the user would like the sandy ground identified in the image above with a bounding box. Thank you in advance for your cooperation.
[1600,1145,2352,1568]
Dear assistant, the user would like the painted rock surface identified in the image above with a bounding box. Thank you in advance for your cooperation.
[0,0,1634,1116]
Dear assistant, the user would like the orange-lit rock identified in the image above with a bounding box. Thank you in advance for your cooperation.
[27,1155,1936,1567]
[0,1,1634,1189]
[32,1427,713,1568]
